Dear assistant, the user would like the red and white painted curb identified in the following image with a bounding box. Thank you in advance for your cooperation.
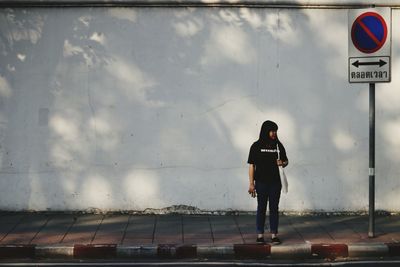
[0,243,399,260]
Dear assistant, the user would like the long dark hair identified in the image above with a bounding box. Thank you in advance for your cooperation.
[258,120,278,146]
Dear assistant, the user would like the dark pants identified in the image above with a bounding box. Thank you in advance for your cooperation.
[255,182,281,234]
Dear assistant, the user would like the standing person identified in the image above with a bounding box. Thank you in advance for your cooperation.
[247,120,288,245]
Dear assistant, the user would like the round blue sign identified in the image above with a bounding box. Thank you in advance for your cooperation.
[351,12,387,54]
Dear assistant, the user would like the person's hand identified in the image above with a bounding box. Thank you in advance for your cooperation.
[277,160,283,166]
[248,184,256,198]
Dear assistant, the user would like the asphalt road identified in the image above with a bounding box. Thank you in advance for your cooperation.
[1,260,400,267]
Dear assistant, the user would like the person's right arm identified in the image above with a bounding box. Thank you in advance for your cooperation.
[248,164,256,197]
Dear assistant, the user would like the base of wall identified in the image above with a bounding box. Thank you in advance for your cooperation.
[0,205,398,216]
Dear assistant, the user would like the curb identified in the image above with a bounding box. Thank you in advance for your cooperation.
[36,245,74,259]
[0,243,399,260]
[311,244,348,259]
[0,245,35,259]
[348,243,388,258]
[271,243,311,259]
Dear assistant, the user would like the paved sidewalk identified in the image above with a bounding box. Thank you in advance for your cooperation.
[0,212,399,260]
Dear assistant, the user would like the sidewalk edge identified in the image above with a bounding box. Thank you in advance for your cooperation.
[0,243,399,260]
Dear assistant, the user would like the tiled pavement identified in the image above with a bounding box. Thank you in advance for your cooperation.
[0,213,399,246]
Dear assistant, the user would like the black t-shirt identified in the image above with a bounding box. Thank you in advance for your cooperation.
[247,140,288,185]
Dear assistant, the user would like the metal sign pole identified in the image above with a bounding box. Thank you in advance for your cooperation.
[369,82,375,238]
[349,8,390,239]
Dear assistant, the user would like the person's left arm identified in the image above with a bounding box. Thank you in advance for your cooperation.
[277,142,289,168]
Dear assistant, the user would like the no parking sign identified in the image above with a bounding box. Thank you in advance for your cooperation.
[348,7,392,239]
[348,8,391,83]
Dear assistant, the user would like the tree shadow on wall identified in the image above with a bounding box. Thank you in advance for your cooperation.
[0,6,384,212]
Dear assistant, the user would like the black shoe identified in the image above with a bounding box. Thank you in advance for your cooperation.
[256,237,265,244]
[271,236,281,245]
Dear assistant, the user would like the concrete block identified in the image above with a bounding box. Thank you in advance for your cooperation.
[271,244,311,259]
[387,242,400,256]
[348,243,388,257]
[35,245,74,258]
[117,245,158,258]
[234,244,271,258]
[197,245,234,258]
[73,244,117,259]
[311,244,348,259]
[0,245,35,259]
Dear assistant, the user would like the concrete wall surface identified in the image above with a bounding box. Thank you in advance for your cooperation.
[0,6,399,212]
[2,1,400,7]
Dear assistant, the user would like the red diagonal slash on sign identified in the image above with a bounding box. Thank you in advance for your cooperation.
[357,20,384,46]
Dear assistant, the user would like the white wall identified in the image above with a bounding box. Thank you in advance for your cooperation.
[0,6,399,212]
